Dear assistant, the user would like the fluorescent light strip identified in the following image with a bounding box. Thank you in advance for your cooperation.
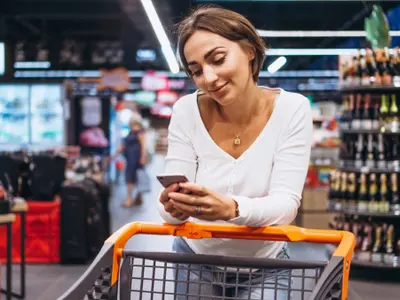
[140,0,180,74]
[257,30,400,38]
[14,70,339,79]
[14,61,51,69]
[266,48,358,56]
[0,43,4,75]
[267,56,287,73]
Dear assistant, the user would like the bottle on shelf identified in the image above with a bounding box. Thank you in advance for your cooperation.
[376,133,387,169]
[352,94,362,129]
[370,94,380,130]
[368,173,378,212]
[388,94,399,132]
[379,94,389,131]
[366,134,375,168]
[372,223,383,262]
[362,94,372,130]
[354,134,364,167]
[358,173,369,212]
[340,172,348,208]
[390,173,400,212]
[384,224,395,264]
[382,48,393,85]
[379,173,390,213]
[347,172,357,210]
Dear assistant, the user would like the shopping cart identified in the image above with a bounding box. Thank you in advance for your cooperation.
[57,222,355,300]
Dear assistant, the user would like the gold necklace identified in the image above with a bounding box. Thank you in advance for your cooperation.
[234,132,241,146]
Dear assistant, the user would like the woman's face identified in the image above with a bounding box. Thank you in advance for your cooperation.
[183,30,254,106]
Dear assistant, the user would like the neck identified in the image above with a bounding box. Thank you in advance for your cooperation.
[217,83,263,125]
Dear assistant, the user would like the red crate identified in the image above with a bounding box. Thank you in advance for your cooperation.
[0,200,60,263]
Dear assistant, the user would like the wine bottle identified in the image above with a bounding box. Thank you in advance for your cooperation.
[376,133,387,169]
[382,48,393,85]
[372,224,383,262]
[368,173,378,212]
[329,170,338,200]
[347,172,357,211]
[355,134,364,168]
[384,224,394,257]
[370,94,380,130]
[362,94,372,130]
[360,50,370,86]
[374,49,384,85]
[379,173,390,213]
[390,173,400,212]
[379,95,389,131]
[389,94,399,132]
[358,173,368,211]
[359,223,373,261]
[352,94,362,129]
[365,48,376,84]
[366,134,375,168]
[340,172,348,208]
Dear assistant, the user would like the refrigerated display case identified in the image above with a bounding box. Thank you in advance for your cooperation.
[30,84,64,146]
[0,83,65,150]
[0,84,30,146]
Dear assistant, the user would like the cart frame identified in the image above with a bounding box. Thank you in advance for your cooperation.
[57,222,355,300]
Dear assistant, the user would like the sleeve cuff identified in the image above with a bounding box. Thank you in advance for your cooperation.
[226,195,250,225]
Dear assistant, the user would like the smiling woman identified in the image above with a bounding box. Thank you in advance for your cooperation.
[156,5,313,300]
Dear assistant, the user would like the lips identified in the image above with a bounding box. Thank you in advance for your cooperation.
[209,82,228,93]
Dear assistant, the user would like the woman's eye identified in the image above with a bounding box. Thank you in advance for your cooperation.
[214,56,225,65]
[192,70,202,77]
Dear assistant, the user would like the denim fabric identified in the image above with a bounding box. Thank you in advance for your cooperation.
[172,237,292,300]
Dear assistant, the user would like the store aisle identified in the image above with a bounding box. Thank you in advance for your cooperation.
[2,153,400,299]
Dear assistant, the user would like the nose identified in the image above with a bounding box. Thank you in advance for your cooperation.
[203,66,218,85]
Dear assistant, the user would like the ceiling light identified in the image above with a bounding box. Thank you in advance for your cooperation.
[257,30,400,38]
[140,0,180,74]
[267,56,287,73]
[266,48,358,56]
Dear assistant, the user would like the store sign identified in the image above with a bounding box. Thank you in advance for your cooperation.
[141,71,168,91]
[157,91,179,105]
[97,67,130,92]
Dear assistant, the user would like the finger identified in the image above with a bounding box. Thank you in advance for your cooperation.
[163,201,175,213]
[171,200,198,215]
[160,184,179,203]
[170,210,185,219]
[168,192,203,206]
[178,182,209,196]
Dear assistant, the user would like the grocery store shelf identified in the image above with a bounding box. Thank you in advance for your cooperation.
[328,200,400,217]
[339,85,400,93]
[351,259,400,269]
[340,128,400,135]
[337,166,398,173]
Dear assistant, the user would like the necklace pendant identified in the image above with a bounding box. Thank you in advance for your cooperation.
[234,137,241,146]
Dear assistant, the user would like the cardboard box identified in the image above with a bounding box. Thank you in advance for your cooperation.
[302,188,329,211]
[301,213,336,230]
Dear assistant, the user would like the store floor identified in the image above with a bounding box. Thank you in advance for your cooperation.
[2,154,400,300]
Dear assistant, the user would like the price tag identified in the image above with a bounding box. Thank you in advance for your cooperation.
[360,166,369,173]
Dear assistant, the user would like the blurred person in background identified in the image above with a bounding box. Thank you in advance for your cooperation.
[157,5,312,300]
[110,111,147,207]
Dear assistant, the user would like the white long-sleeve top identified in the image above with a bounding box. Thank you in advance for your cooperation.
[158,87,313,259]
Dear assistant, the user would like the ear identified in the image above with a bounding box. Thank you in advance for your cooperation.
[247,47,256,62]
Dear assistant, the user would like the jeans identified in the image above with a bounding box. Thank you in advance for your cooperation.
[172,237,292,300]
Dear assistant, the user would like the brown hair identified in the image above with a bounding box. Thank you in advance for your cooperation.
[176,5,267,82]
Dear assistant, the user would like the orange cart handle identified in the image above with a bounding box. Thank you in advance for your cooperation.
[106,221,355,259]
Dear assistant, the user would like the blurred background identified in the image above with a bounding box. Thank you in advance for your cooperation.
[0,0,399,299]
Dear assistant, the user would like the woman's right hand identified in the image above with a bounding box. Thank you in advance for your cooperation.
[160,183,190,221]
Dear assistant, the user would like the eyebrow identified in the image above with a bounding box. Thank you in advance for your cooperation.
[187,47,225,66]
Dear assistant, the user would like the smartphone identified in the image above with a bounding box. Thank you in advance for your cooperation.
[156,173,189,188]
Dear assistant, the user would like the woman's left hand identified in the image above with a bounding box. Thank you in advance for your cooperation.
[168,182,237,221]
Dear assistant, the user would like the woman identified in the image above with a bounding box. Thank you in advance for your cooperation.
[111,112,147,207]
[158,5,312,299]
